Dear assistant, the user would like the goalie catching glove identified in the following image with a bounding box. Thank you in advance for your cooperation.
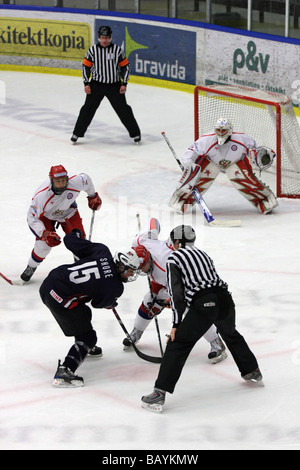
[252,147,276,171]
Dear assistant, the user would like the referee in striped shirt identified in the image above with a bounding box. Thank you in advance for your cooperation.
[142,225,263,412]
[71,26,141,144]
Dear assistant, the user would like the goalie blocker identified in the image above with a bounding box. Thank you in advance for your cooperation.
[169,118,278,215]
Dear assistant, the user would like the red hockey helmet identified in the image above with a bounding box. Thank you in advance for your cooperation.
[49,165,68,179]
[49,165,69,195]
[133,245,153,275]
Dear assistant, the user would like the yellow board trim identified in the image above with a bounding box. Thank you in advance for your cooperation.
[0,64,194,93]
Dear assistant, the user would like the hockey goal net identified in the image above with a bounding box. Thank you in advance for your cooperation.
[194,84,300,198]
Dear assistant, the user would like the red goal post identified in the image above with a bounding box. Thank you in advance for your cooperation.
[194,84,300,198]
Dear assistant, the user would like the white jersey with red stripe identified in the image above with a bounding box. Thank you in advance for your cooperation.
[182,132,256,171]
[132,218,173,287]
[27,173,96,238]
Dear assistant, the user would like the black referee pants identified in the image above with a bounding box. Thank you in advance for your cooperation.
[155,288,259,394]
[73,81,140,138]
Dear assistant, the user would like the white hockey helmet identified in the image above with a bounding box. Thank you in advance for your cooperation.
[114,248,140,282]
[215,118,233,145]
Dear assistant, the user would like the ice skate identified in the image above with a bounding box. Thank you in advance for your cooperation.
[242,367,263,383]
[133,135,141,145]
[141,388,165,413]
[88,346,103,357]
[71,134,78,143]
[52,360,84,388]
[20,265,37,282]
[208,336,228,364]
[123,327,143,350]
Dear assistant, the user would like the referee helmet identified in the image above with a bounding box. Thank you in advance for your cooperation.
[170,225,196,248]
[98,26,112,37]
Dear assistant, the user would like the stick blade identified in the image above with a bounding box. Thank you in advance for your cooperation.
[0,272,25,285]
[209,219,242,227]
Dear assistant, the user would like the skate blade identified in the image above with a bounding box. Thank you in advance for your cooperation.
[210,351,228,364]
[243,378,265,387]
[123,339,139,351]
[141,401,163,413]
[52,378,84,388]
[87,352,103,358]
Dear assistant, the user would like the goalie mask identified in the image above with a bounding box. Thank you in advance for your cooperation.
[114,249,140,282]
[49,165,69,195]
[215,118,233,145]
[133,245,153,275]
[169,225,196,249]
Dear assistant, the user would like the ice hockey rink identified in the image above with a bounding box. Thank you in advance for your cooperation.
[0,70,300,451]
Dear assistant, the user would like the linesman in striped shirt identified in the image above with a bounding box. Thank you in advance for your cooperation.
[142,225,263,412]
[71,26,141,144]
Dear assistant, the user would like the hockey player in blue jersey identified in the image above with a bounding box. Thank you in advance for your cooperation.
[39,229,141,387]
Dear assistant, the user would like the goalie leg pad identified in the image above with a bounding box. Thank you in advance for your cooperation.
[226,159,278,214]
[169,158,220,214]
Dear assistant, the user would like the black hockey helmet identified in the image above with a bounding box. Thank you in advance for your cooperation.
[169,225,196,248]
[98,26,112,37]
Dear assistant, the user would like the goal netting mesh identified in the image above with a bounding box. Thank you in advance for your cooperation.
[194,85,300,198]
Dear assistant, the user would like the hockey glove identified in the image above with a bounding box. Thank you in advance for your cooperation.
[254,147,276,171]
[41,230,61,247]
[106,301,118,309]
[87,192,102,210]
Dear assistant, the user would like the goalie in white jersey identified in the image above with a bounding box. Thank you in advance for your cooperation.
[124,217,227,363]
[169,118,278,215]
[20,165,102,282]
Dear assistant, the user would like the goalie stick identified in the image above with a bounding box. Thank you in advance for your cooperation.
[112,307,162,364]
[161,132,241,227]
[0,272,24,286]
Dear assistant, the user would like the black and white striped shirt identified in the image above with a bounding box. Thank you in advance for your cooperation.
[82,43,130,85]
[166,246,227,325]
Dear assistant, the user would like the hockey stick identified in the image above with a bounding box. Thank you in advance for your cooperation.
[147,276,164,357]
[161,131,241,227]
[135,213,164,357]
[112,307,162,364]
[88,210,96,241]
[0,272,24,286]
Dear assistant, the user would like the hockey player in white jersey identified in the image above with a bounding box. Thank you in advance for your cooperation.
[123,217,227,363]
[20,165,102,282]
[169,118,278,215]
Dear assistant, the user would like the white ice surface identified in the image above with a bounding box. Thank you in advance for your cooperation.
[0,71,300,451]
